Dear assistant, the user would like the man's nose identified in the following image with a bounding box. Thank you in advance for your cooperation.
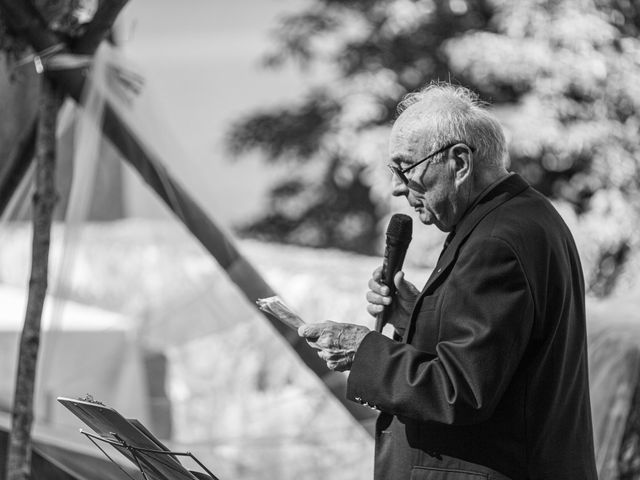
[391,177,409,197]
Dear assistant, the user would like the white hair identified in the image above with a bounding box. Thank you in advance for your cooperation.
[397,82,508,168]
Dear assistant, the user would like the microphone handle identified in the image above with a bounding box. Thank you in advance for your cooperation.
[375,240,409,332]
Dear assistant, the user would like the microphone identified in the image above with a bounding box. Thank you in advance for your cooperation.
[375,214,413,332]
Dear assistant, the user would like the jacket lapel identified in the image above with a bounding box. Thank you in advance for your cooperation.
[403,174,530,343]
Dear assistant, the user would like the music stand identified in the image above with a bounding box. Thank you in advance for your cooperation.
[57,396,219,480]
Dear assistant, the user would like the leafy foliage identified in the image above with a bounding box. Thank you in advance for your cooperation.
[228,92,340,162]
[238,160,380,254]
[227,0,640,296]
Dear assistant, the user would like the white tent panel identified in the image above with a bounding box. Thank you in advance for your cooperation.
[0,283,151,434]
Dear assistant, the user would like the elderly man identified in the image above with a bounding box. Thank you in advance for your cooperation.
[299,82,597,479]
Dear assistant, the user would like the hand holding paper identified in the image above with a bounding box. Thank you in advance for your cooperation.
[298,321,370,372]
[257,296,369,371]
[256,296,306,330]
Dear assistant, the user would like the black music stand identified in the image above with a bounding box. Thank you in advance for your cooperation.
[57,396,219,480]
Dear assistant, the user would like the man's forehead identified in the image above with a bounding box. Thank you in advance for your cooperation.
[395,95,460,128]
[393,101,439,135]
[390,108,434,154]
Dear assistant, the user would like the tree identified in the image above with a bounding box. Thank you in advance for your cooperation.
[227,0,640,296]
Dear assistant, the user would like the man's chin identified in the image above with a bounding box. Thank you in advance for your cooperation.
[418,210,433,225]
[420,212,449,232]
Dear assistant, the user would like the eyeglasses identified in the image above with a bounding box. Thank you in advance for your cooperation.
[387,142,475,186]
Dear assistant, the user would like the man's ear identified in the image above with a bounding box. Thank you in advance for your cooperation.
[452,144,473,186]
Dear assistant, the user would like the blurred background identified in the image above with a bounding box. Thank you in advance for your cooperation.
[1,0,640,479]
[119,0,317,225]
[125,0,640,295]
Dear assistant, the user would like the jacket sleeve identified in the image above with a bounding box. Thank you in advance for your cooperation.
[347,235,535,425]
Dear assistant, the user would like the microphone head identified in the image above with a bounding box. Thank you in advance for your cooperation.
[386,213,413,243]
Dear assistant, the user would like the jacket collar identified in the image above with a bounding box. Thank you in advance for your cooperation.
[419,174,529,300]
[402,173,529,343]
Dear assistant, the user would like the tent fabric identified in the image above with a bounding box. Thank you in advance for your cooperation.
[0,283,152,433]
[0,40,377,432]
[0,221,379,479]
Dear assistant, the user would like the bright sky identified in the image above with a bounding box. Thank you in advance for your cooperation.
[118,0,320,225]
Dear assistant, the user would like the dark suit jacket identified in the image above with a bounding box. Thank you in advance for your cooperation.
[347,174,597,479]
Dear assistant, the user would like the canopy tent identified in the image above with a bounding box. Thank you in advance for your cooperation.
[0,35,379,479]
[0,0,378,436]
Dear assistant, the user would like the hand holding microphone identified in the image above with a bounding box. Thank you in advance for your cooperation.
[367,214,419,334]
[298,214,418,372]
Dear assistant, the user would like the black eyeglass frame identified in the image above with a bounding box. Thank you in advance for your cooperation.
[387,142,475,185]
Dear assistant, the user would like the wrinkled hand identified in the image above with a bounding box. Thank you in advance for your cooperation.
[298,321,370,372]
[366,267,419,335]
